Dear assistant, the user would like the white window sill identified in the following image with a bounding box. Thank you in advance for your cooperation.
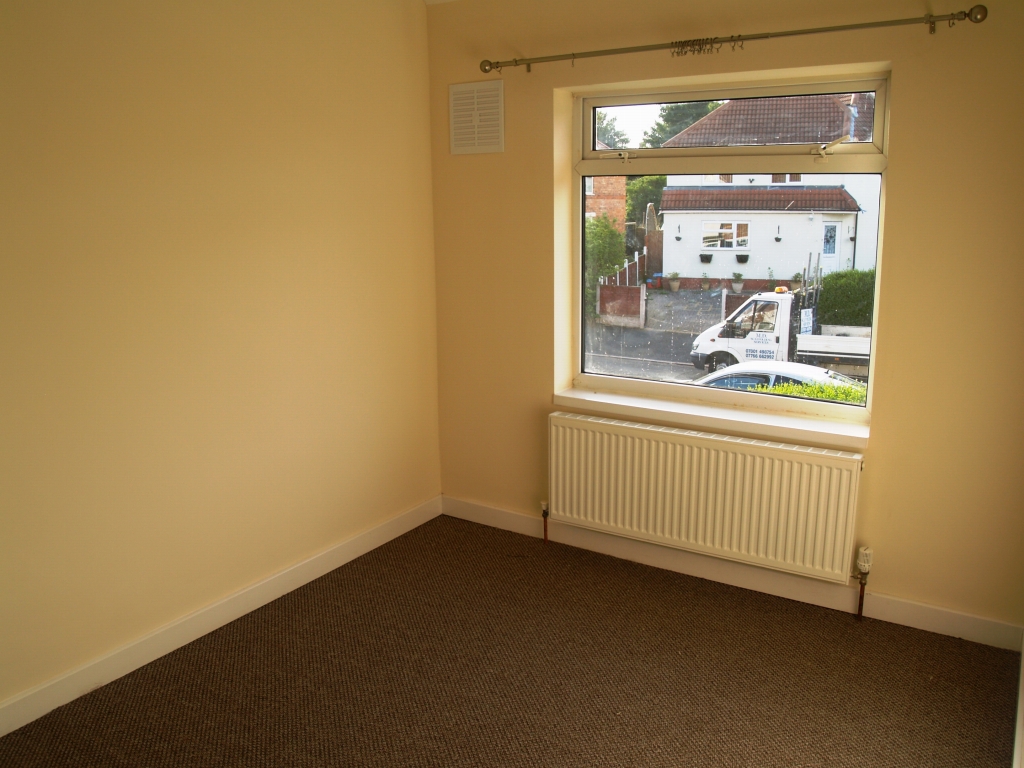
[554,387,869,452]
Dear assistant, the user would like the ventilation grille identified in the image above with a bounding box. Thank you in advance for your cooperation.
[450,80,503,155]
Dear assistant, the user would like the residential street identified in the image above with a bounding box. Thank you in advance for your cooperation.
[585,325,703,382]
[585,289,727,383]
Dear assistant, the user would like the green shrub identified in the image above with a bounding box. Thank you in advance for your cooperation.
[755,381,867,405]
[584,214,627,318]
[817,269,875,327]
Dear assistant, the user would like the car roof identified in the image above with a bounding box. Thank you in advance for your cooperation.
[701,361,834,380]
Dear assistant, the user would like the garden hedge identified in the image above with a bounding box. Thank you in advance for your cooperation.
[817,268,875,327]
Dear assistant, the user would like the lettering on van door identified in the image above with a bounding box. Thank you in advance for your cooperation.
[745,331,775,359]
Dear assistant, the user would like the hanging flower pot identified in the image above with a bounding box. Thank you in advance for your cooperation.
[736,253,749,264]
[699,253,713,264]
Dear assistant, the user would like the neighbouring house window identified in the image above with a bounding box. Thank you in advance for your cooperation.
[702,221,750,249]
[585,177,594,195]
[580,81,886,412]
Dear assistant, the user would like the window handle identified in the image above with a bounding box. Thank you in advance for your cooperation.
[813,134,850,163]
[600,151,636,163]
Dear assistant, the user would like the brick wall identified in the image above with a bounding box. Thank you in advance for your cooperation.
[586,175,627,232]
[597,284,646,328]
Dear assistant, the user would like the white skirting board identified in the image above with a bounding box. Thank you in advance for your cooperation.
[442,496,1024,652]
[3,493,1020,743]
[0,496,443,739]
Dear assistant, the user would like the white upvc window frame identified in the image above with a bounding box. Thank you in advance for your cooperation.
[701,220,750,249]
[558,72,890,451]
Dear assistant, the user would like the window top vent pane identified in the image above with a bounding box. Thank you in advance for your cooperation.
[595,92,875,150]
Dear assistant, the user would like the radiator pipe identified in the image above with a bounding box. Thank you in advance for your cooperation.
[542,508,549,543]
[855,546,873,621]
[857,572,868,620]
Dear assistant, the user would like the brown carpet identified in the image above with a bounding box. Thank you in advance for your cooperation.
[0,514,1019,767]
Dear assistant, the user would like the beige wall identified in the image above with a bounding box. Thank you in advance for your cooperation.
[0,1,441,702]
[428,0,1024,624]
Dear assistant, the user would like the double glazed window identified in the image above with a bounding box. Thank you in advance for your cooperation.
[578,78,886,413]
[702,221,749,249]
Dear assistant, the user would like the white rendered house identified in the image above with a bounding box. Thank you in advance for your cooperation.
[661,174,879,281]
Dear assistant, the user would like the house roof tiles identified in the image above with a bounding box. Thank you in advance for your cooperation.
[662,93,875,147]
[660,186,861,213]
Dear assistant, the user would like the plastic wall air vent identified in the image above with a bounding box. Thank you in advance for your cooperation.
[449,80,503,155]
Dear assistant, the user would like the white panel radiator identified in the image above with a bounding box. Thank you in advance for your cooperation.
[549,412,863,583]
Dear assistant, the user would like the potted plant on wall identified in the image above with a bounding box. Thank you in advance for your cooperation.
[731,272,744,293]
[791,271,804,291]
[700,272,710,291]
[667,272,681,292]
[767,268,776,291]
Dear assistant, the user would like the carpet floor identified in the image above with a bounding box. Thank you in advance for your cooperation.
[0,515,1019,767]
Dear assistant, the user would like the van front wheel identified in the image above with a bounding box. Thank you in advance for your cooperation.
[707,353,734,373]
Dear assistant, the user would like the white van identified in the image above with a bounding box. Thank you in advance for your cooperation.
[689,291,870,374]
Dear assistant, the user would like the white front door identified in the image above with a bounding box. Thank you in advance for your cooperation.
[822,221,841,272]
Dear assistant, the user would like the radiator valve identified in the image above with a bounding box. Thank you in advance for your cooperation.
[857,546,873,575]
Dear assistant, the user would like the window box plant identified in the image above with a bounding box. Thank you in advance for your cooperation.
[699,253,712,264]
[736,253,749,264]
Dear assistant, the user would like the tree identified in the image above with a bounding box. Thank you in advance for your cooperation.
[641,101,722,148]
[584,214,627,318]
[596,111,629,149]
[626,175,667,226]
